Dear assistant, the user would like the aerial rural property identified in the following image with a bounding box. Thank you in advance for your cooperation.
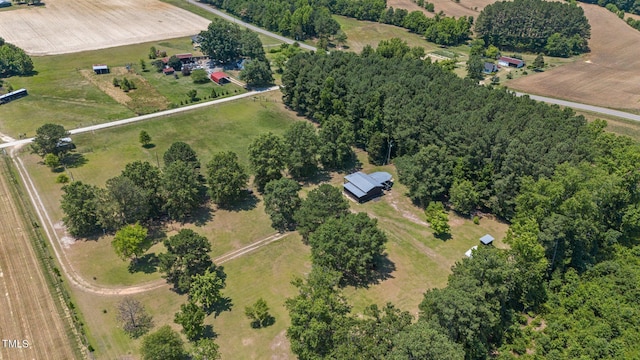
[1,0,640,359]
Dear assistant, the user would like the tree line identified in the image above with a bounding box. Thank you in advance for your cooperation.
[279,42,640,358]
[580,0,640,14]
[0,37,34,78]
[197,0,472,46]
[475,0,591,57]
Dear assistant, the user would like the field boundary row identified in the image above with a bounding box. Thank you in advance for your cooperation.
[1,154,89,359]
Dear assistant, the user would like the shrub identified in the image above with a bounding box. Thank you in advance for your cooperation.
[473,215,480,225]
[56,174,70,184]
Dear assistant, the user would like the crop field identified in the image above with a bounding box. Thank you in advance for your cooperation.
[0,0,210,55]
[507,4,640,113]
[388,0,495,18]
[0,160,78,360]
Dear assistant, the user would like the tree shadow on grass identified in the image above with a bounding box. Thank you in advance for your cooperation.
[128,253,159,274]
[142,143,156,149]
[250,315,276,329]
[435,232,452,241]
[201,325,217,339]
[300,170,332,187]
[219,191,259,212]
[61,152,87,168]
[341,254,396,289]
[211,296,233,318]
[191,205,214,227]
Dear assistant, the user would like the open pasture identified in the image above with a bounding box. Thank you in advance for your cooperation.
[0,0,210,55]
[507,4,640,113]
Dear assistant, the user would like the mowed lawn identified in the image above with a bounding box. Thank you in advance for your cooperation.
[0,36,218,138]
[22,91,297,287]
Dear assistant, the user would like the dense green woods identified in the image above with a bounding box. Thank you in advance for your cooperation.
[581,0,640,14]
[0,37,34,78]
[281,47,640,358]
[475,0,590,56]
[197,0,471,46]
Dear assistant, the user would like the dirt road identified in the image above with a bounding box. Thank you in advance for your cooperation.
[0,161,78,360]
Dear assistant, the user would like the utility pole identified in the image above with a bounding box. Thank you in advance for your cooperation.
[386,139,393,165]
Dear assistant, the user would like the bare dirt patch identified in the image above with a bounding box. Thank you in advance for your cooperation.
[0,163,78,359]
[507,4,640,112]
[0,0,211,55]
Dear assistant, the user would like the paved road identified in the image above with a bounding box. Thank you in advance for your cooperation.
[515,92,640,122]
[0,86,279,149]
[186,0,318,52]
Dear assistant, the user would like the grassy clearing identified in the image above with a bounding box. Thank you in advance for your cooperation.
[138,66,245,106]
[577,110,640,141]
[0,37,202,137]
[22,91,298,286]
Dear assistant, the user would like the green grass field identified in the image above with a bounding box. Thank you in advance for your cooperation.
[0,37,206,137]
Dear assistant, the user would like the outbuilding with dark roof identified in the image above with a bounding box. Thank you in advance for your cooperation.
[343,171,393,203]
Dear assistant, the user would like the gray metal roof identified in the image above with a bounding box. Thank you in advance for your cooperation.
[369,171,392,184]
[344,182,367,198]
[345,172,380,193]
[480,234,495,245]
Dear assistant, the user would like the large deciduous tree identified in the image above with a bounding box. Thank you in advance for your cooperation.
[174,301,205,341]
[283,121,319,179]
[116,297,154,338]
[189,266,227,312]
[206,151,248,206]
[97,175,150,230]
[395,145,454,206]
[191,338,221,360]
[199,18,243,64]
[0,40,34,77]
[162,160,203,221]
[158,229,212,293]
[263,178,301,232]
[449,179,479,216]
[112,223,148,262]
[239,59,274,87]
[309,212,387,283]
[31,124,70,157]
[248,133,286,192]
[163,141,200,169]
[121,161,163,217]
[389,320,465,360]
[294,184,349,242]
[285,269,351,359]
[140,325,186,360]
[318,115,354,169]
[61,181,100,237]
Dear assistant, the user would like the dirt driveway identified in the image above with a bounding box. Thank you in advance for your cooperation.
[0,161,79,360]
[0,0,211,55]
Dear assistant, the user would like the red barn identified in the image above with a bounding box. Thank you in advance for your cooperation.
[210,72,230,84]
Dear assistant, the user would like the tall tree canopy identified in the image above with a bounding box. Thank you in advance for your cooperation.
[475,0,590,56]
[0,39,34,77]
[31,123,70,157]
[163,141,200,169]
[248,132,286,192]
[206,151,248,206]
[162,160,203,221]
[283,121,319,179]
[61,181,101,237]
[158,229,213,293]
[140,325,186,360]
[263,178,301,232]
[199,18,266,64]
[294,184,350,242]
[309,212,387,284]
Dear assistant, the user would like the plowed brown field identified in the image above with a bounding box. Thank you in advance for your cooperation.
[388,0,494,18]
[0,0,210,55]
[507,4,640,112]
[0,162,78,360]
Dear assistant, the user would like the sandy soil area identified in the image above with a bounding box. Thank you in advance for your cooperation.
[0,0,210,55]
[507,4,640,112]
[0,162,78,360]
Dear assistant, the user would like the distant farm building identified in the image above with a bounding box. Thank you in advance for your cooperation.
[92,64,109,75]
[0,0,11,8]
[483,62,498,73]
[498,56,525,68]
[480,234,495,245]
[163,67,175,75]
[176,53,193,64]
[210,71,230,84]
[343,171,393,203]
[0,88,28,105]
